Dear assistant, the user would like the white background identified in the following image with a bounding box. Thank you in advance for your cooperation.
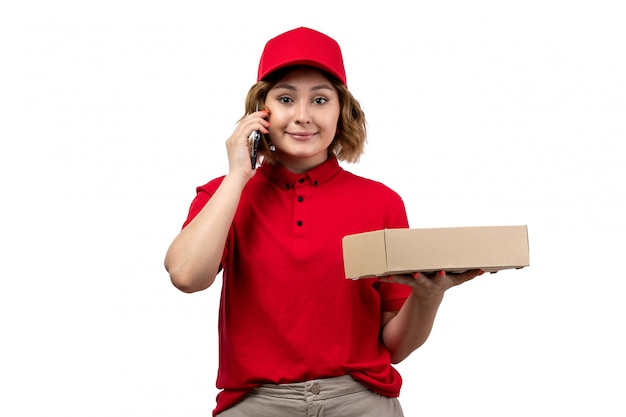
[1,1,625,416]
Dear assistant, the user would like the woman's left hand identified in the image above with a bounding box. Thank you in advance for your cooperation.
[380,269,484,306]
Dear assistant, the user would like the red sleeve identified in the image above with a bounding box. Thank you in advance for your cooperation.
[377,187,412,311]
[378,270,413,312]
[181,176,225,229]
[180,176,229,269]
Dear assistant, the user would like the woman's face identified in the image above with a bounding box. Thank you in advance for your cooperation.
[264,67,341,173]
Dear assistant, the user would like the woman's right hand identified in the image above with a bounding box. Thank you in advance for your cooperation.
[225,109,270,179]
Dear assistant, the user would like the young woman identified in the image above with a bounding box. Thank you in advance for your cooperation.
[164,27,482,417]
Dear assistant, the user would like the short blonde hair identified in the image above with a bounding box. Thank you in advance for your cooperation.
[241,67,367,165]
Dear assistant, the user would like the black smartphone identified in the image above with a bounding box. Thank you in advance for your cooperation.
[249,104,261,169]
[249,130,261,169]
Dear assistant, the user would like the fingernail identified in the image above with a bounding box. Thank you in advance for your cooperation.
[437,270,446,277]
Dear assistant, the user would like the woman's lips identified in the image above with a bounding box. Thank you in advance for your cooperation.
[288,132,316,141]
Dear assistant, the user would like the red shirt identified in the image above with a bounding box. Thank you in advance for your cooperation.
[182,156,412,416]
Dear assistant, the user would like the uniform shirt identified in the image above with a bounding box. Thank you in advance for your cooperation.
[182,156,412,416]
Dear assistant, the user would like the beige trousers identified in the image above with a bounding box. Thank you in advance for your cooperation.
[217,375,404,417]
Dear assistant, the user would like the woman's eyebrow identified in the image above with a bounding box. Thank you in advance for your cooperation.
[273,83,296,91]
[310,84,334,92]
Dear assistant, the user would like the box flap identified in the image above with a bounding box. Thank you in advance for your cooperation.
[342,230,388,279]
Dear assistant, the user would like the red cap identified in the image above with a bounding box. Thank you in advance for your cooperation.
[257,27,347,85]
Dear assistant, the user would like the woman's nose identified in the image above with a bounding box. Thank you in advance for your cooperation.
[294,103,311,124]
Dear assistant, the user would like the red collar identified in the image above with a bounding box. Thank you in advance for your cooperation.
[259,155,342,190]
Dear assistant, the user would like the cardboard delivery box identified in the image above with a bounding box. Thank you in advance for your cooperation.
[342,225,529,279]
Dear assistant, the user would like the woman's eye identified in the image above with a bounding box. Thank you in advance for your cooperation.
[313,97,328,105]
[278,96,292,104]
